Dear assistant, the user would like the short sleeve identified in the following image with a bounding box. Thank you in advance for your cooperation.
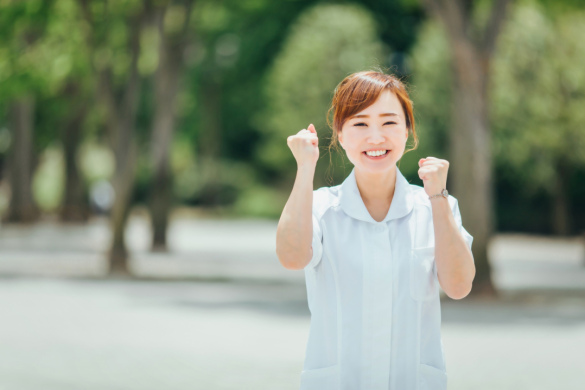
[450,196,474,252]
[304,212,323,270]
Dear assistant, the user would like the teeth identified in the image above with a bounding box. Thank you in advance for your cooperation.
[366,150,387,157]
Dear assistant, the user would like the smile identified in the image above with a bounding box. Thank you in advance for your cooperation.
[363,150,390,159]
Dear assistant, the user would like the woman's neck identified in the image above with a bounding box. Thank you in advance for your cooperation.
[354,165,397,205]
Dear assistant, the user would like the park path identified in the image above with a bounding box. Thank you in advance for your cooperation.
[0,212,584,292]
[0,213,584,390]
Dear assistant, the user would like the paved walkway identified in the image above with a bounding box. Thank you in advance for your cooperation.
[1,214,584,292]
[0,214,584,389]
[1,278,584,390]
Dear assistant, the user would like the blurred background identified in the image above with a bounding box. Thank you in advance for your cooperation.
[1,0,584,389]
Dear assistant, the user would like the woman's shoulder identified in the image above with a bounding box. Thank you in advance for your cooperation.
[312,184,342,219]
[409,183,430,208]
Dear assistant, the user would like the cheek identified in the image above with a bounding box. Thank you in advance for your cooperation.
[397,128,409,143]
[339,131,353,150]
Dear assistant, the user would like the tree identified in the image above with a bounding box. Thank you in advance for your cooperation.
[0,0,55,223]
[78,0,150,274]
[421,0,513,296]
[147,0,195,251]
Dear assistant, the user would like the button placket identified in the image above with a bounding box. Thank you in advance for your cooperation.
[361,222,393,389]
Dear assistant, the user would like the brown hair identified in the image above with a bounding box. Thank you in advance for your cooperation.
[326,70,418,156]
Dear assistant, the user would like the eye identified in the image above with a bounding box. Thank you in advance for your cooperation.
[354,122,396,126]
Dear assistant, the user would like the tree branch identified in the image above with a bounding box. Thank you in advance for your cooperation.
[77,0,118,133]
[482,0,512,56]
[120,2,149,126]
[422,0,469,44]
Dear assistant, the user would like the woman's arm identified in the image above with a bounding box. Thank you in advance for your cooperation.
[431,197,475,299]
[276,165,315,270]
[418,157,475,299]
[276,124,320,270]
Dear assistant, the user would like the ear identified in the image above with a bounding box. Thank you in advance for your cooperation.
[338,131,344,149]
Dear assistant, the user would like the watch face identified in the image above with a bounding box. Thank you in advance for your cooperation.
[441,189,449,197]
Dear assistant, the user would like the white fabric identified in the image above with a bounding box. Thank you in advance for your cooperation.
[300,166,473,390]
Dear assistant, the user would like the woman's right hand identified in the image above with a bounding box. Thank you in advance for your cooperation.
[287,123,319,168]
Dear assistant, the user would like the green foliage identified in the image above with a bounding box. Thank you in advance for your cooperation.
[193,0,232,34]
[0,0,96,158]
[258,3,387,187]
[232,185,288,219]
[408,21,452,178]
[32,146,64,211]
[0,0,54,100]
[0,0,96,100]
[78,142,116,183]
[492,1,585,194]
[535,0,585,14]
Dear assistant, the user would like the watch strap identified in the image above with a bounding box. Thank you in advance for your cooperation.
[429,188,448,200]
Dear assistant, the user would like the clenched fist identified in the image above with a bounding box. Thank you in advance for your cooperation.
[418,157,449,197]
[287,124,319,168]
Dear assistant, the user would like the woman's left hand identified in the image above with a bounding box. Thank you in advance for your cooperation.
[418,157,449,197]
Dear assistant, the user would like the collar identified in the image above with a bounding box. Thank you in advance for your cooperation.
[339,166,414,224]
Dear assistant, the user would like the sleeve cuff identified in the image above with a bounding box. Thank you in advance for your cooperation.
[449,196,474,254]
[460,225,474,252]
[304,213,323,270]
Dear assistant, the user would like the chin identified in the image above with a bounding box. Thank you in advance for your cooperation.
[366,164,395,173]
[354,161,396,175]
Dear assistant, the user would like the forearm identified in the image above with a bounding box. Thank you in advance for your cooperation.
[431,198,475,299]
[276,165,315,269]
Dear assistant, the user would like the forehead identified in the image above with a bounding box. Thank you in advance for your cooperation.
[352,90,403,117]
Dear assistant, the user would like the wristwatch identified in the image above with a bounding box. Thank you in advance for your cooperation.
[429,188,448,200]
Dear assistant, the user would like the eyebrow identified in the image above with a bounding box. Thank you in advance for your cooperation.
[349,113,399,119]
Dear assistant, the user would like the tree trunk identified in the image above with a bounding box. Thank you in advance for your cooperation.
[109,138,138,275]
[4,96,39,223]
[552,161,571,236]
[106,10,147,276]
[60,84,90,222]
[148,2,193,251]
[198,76,222,206]
[450,42,497,297]
[107,82,142,276]
[150,163,172,251]
[149,59,176,251]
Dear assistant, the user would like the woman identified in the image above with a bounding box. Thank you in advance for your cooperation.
[275,70,475,390]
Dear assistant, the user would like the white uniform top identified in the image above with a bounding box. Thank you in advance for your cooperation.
[300,166,473,390]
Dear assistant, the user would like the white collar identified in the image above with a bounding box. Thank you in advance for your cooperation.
[339,166,414,224]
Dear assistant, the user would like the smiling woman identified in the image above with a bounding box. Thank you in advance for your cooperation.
[276,70,475,390]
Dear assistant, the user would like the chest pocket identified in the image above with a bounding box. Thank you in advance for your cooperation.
[410,205,438,301]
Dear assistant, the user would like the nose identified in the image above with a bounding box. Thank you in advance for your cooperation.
[367,126,385,144]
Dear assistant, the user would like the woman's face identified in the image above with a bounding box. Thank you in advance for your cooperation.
[338,90,409,173]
